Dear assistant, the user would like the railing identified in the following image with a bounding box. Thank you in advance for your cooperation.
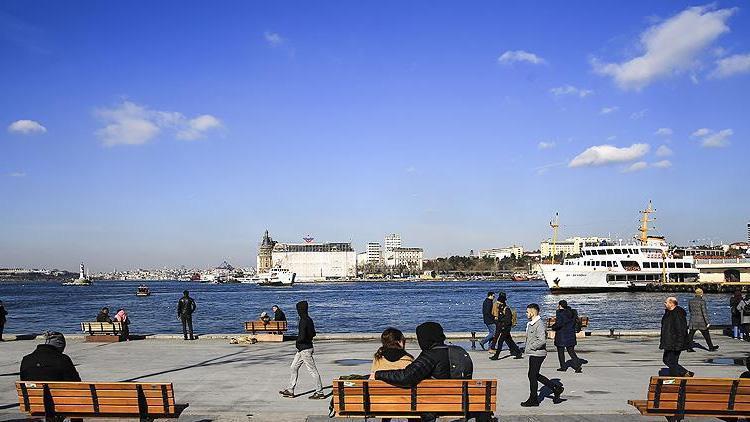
[694,258,750,264]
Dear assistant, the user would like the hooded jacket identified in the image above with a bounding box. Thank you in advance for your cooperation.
[551,307,577,347]
[660,306,688,351]
[274,308,287,322]
[96,311,112,323]
[371,348,414,372]
[496,302,514,332]
[20,345,81,382]
[295,301,316,351]
[375,322,451,387]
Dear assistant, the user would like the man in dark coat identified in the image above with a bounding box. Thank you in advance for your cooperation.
[279,301,325,399]
[177,290,197,340]
[375,321,452,386]
[20,332,81,381]
[551,300,582,372]
[659,297,693,377]
[478,292,495,350]
[96,307,112,323]
[0,301,7,341]
[272,305,286,322]
[490,293,522,360]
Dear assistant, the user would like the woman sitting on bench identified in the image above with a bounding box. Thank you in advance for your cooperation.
[370,327,414,376]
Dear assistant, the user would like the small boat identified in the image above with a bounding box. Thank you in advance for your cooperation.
[252,267,295,286]
[136,285,151,297]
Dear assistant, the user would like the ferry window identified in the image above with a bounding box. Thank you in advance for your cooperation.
[668,263,675,268]
[676,262,684,268]
[608,261,613,267]
[685,263,692,268]
[614,249,621,254]
[597,250,605,255]
[607,249,614,254]
[595,261,600,266]
[643,262,650,268]
[613,261,618,267]
[633,249,639,254]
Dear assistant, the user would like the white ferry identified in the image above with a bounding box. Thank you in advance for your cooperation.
[249,267,295,286]
[540,202,699,292]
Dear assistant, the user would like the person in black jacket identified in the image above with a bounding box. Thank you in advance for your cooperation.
[96,307,112,323]
[478,292,495,350]
[0,301,7,341]
[20,332,81,381]
[659,297,693,377]
[551,300,581,373]
[490,293,522,360]
[272,305,287,322]
[279,301,325,399]
[177,290,197,340]
[374,321,451,387]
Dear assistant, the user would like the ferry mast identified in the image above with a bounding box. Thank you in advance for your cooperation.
[638,201,655,244]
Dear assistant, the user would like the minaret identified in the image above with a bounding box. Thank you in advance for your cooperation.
[257,230,275,273]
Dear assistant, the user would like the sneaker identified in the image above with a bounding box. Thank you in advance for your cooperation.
[556,367,567,372]
[309,392,327,400]
[520,398,539,407]
[554,385,564,400]
[513,353,523,359]
[684,371,695,378]
[574,367,583,373]
[279,389,294,397]
[489,356,499,361]
[478,343,486,351]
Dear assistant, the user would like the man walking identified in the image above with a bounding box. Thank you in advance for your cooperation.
[0,301,7,341]
[279,301,325,399]
[478,292,495,350]
[490,292,522,360]
[521,303,563,407]
[177,290,197,340]
[660,297,693,377]
[687,288,718,352]
[551,300,582,372]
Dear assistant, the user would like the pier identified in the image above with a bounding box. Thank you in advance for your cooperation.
[1,333,748,421]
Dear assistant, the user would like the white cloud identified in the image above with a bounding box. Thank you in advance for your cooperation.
[569,143,650,168]
[655,127,673,136]
[8,171,26,177]
[653,160,673,168]
[498,50,546,65]
[95,101,221,146]
[550,85,593,98]
[537,141,556,150]
[264,31,284,47]
[655,145,673,157]
[592,6,736,90]
[692,128,733,148]
[623,161,649,172]
[600,106,618,115]
[630,109,648,120]
[176,115,223,140]
[711,53,750,78]
[8,119,46,134]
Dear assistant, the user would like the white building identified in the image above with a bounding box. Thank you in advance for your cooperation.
[480,246,524,260]
[540,236,608,257]
[385,233,402,251]
[386,247,424,270]
[367,242,383,265]
[271,242,357,282]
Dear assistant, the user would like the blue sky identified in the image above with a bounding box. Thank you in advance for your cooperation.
[1,1,749,270]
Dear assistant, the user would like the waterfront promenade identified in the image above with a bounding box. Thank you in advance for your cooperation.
[1,333,747,421]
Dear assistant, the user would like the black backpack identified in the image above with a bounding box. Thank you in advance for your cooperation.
[571,308,582,333]
[447,344,473,379]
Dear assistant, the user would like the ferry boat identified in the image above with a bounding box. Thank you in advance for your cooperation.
[540,202,699,292]
[62,262,92,286]
[251,267,295,286]
[136,285,151,296]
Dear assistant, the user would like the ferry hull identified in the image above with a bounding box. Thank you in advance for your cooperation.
[540,264,631,292]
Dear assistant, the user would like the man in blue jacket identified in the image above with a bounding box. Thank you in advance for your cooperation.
[551,300,582,373]
[479,292,495,350]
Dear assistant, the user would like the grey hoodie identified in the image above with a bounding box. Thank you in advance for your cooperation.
[525,316,547,357]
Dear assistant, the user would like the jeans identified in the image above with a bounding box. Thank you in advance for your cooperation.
[557,346,581,370]
[0,322,4,340]
[480,323,495,348]
[492,330,521,358]
[688,329,714,349]
[733,325,742,339]
[663,350,688,376]
[181,316,194,340]
[528,355,557,400]
[288,348,323,393]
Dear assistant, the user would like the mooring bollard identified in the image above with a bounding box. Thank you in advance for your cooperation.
[470,331,476,349]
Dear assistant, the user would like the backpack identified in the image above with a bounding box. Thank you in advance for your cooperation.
[491,301,500,318]
[447,344,473,379]
[510,308,518,327]
[571,308,582,332]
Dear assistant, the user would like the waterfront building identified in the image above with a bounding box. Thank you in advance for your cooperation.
[386,247,424,270]
[257,230,276,273]
[271,241,356,281]
[480,246,524,260]
[384,233,402,251]
[367,242,383,265]
[540,236,608,257]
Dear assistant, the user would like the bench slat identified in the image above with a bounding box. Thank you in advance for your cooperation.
[243,321,288,333]
[630,377,750,418]
[17,389,174,398]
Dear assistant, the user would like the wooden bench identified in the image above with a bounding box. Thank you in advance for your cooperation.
[243,320,288,342]
[81,322,123,343]
[628,376,750,421]
[16,381,188,420]
[546,315,589,339]
[332,379,497,420]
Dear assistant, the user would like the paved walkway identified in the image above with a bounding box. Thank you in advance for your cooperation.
[0,334,747,421]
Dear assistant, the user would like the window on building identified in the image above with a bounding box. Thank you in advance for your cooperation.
[607,249,614,254]
[643,262,650,268]
[614,249,622,254]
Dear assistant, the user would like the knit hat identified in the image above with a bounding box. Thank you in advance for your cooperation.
[45,331,66,352]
